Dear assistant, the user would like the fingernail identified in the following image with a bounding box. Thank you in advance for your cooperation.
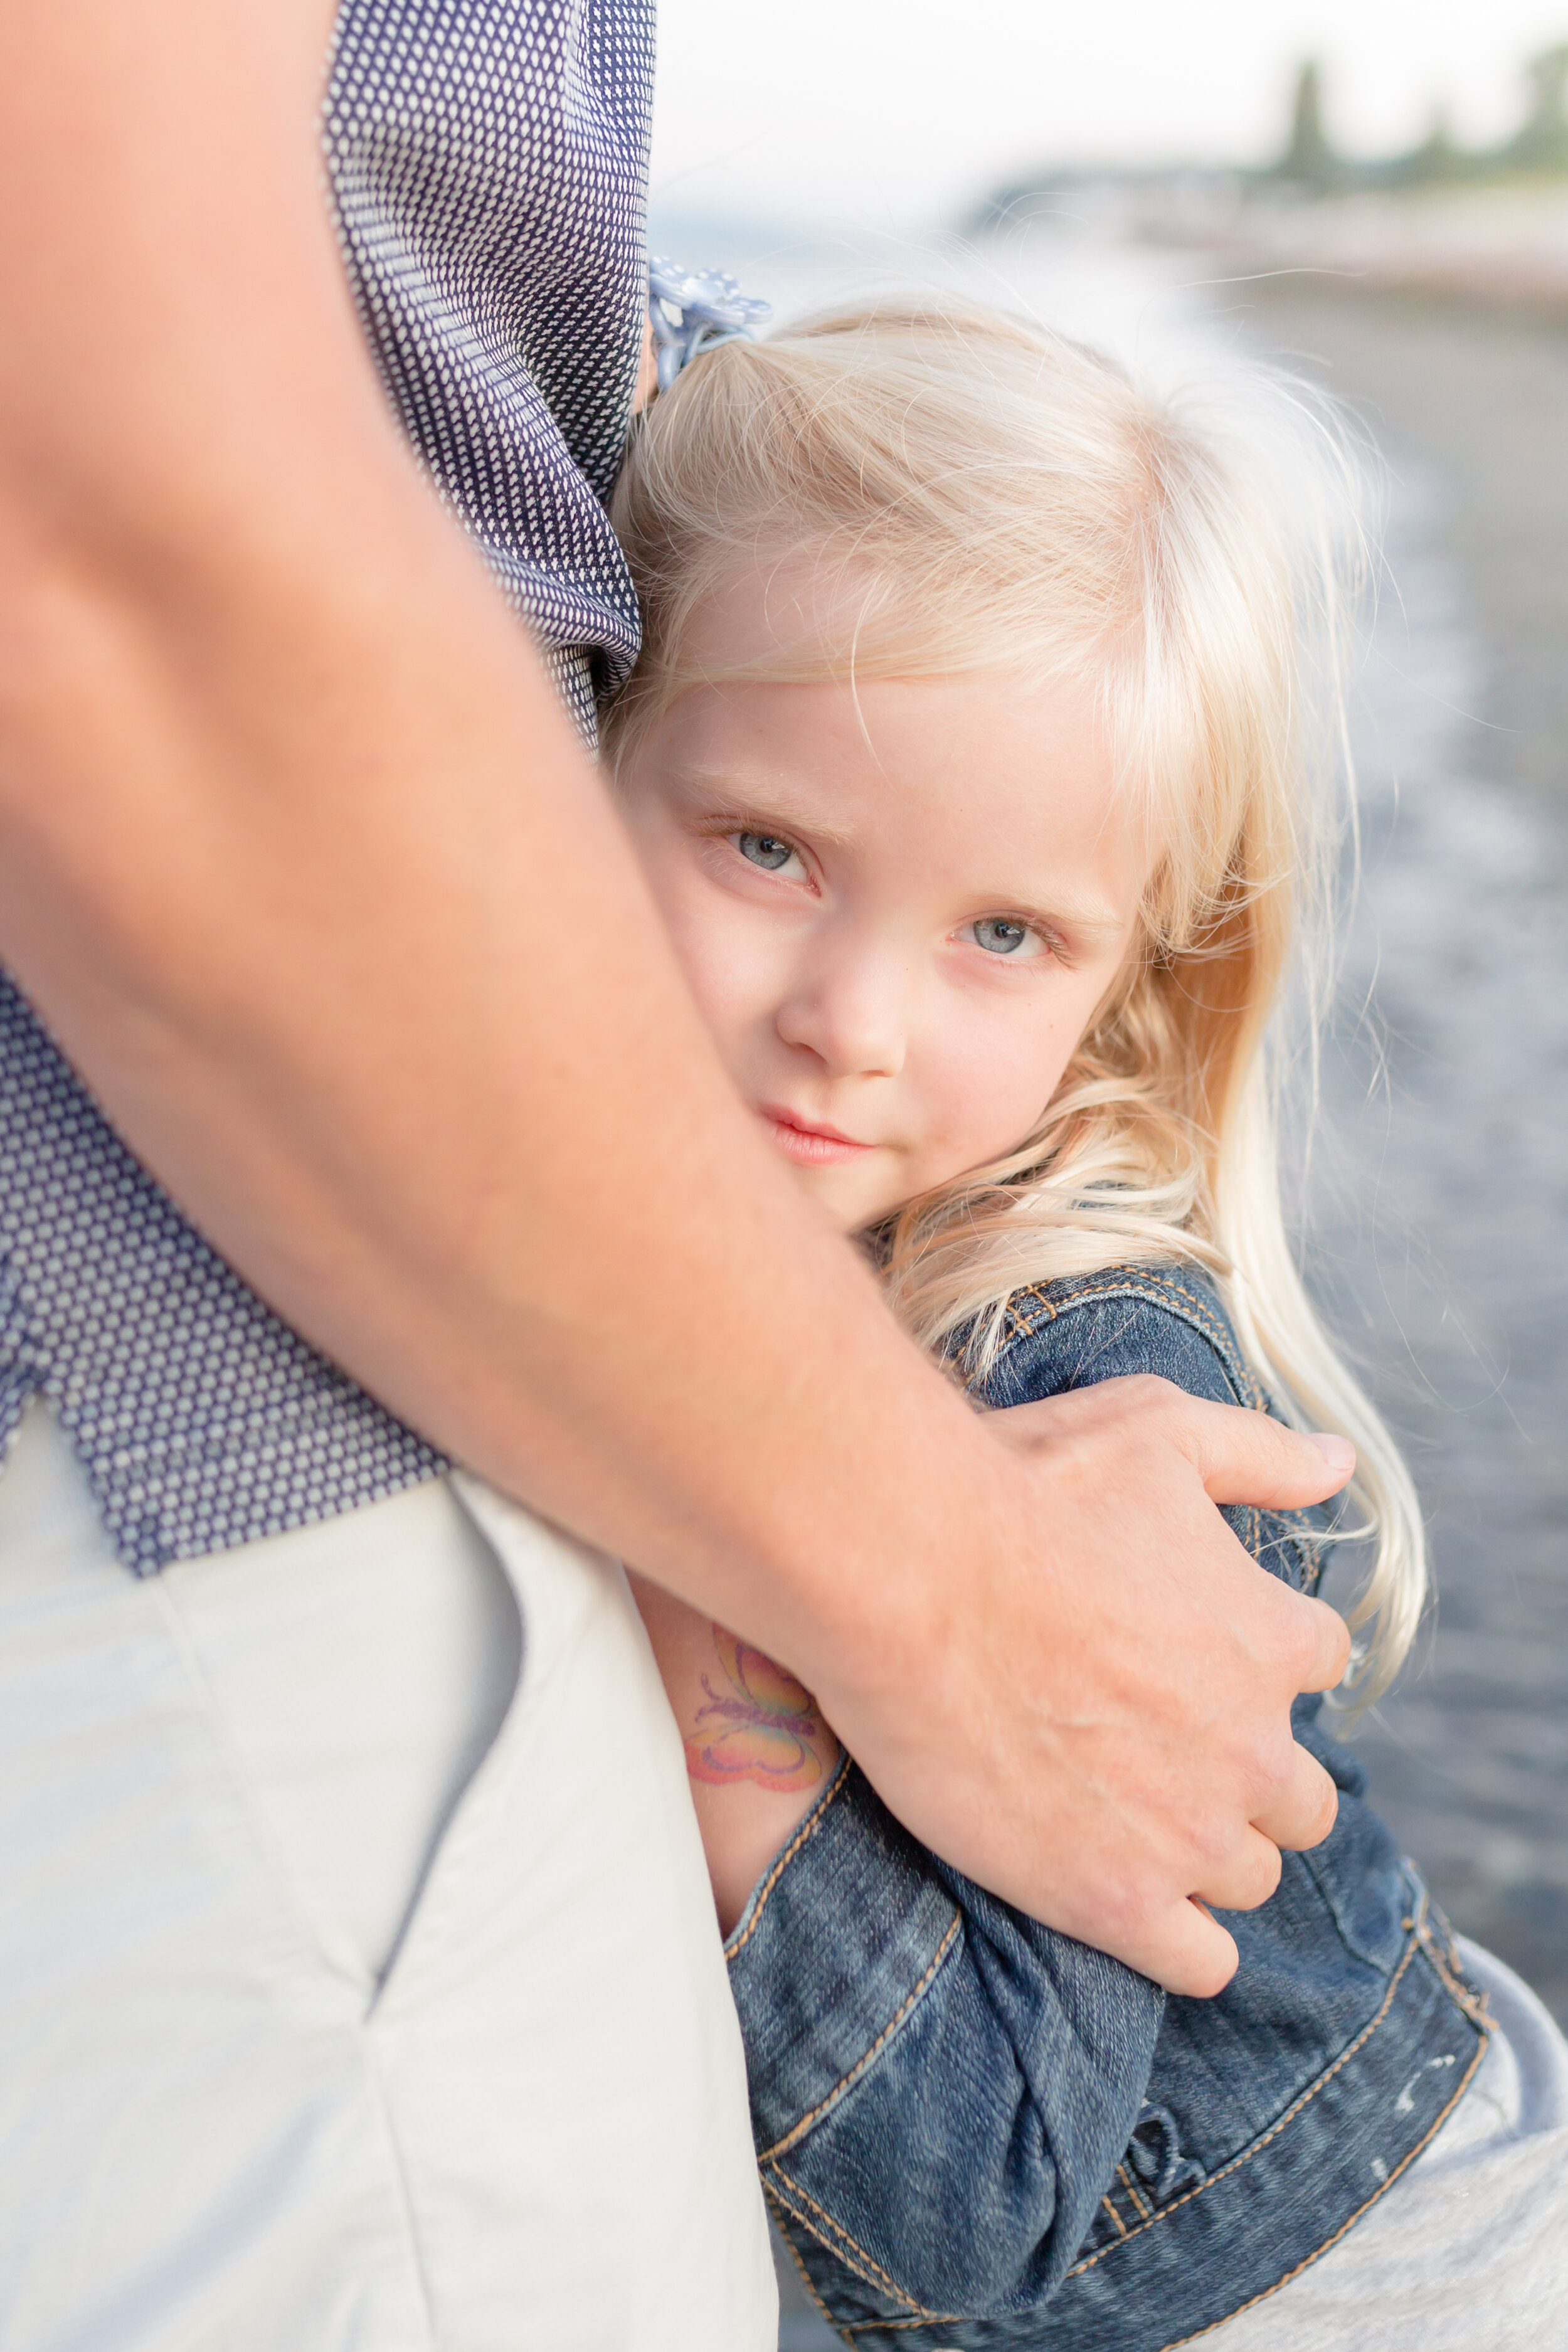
[1306,1433,1355,1478]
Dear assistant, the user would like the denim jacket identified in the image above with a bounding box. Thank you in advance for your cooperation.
[726,1266,1490,2351]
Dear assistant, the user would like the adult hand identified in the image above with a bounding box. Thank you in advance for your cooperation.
[807,1378,1350,1996]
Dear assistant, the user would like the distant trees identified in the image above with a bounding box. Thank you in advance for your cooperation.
[1505,45,1568,173]
[968,39,1568,232]
[1276,63,1338,193]
[1270,45,1568,193]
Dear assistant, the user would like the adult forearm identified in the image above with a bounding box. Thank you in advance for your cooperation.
[0,0,995,1656]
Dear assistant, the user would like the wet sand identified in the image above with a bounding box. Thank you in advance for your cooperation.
[1236,283,1568,2028]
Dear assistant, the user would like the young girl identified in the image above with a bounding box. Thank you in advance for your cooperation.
[607,298,1568,2348]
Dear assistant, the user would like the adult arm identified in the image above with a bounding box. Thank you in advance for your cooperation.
[0,0,1351,1993]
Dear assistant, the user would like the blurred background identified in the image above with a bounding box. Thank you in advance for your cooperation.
[645,7,1568,2338]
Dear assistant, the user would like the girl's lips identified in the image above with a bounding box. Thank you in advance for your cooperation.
[756,1106,874,1166]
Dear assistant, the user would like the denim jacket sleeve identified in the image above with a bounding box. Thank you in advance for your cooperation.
[724,1266,1327,2331]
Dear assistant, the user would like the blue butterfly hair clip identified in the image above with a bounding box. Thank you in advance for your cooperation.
[648,256,772,393]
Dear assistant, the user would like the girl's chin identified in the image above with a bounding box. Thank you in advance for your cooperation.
[784,1158,905,1235]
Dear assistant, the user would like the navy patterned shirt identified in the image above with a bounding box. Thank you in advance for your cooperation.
[0,0,654,1569]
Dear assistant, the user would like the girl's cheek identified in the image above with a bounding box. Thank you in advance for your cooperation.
[948,1014,1069,1150]
[628,820,790,1072]
[672,905,787,1071]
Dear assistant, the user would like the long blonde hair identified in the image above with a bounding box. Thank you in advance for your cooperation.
[606,296,1423,1702]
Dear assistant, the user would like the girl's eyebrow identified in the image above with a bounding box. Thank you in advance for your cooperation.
[1005,889,1128,943]
[666,765,859,849]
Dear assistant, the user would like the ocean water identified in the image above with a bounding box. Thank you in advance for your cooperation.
[1242,282,1568,2030]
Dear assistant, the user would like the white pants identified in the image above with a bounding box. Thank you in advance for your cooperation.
[0,1406,776,2351]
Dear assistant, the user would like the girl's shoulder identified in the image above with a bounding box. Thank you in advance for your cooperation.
[979,1261,1264,1417]
[977,1264,1325,1596]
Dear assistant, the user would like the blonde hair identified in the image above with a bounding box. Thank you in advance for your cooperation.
[606,297,1424,1702]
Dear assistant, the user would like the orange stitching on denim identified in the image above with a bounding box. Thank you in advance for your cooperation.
[724,1752,852,1959]
[759,1911,963,2162]
[1067,1271,1233,1352]
[1417,1915,1493,2026]
[1002,1285,1058,1345]
[761,2182,850,2338]
[766,2170,904,2304]
[1067,1902,1441,2279]
[1157,2011,1493,2348]
[764,2166,963,2323]
[1122,1274,1259,1401]
[807,2016,1493,2349]
[1116,2161,1153,2222]
[1101,2192,1128,2239]
[1000,1270,1254,1402]
[1153,1276,1260,1401]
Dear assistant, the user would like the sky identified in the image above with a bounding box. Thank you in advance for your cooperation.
[649,0,1568,230]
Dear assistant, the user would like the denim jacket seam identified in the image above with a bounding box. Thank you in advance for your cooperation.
[818,2004,1495,2333]
[763,2180,868,2338]
[1101,2191,1130,2239]
[765,2165,966,2324]
[1066,1895,1437,2280]
[1415,1905,1491,2025]
[724,1749,853,1960]
[997,1272,1259,1408]
[757,1909,963,2164]
[1001,1286,1059,1343]
[837,2323,963,2338]
[1116,2160,1153,2222]
[1157,2003,1492,2349]
[839,2324,963,2338]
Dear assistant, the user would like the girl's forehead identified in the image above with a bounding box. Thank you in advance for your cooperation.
[676,558,870,670]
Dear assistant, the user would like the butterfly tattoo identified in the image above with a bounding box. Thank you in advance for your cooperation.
[684,1626,825,1794]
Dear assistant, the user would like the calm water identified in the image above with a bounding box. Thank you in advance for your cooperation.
[1242,283,1568,2028]
[648,221,1568,2338]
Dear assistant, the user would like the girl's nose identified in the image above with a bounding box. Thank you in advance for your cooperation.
[774,943,908,1080]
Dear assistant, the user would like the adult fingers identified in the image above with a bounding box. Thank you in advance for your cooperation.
[1285,1590,1353,1695]
[1160,1387,1355,1512]
[1123,1899,1241,2000]
[1190,1823,1283,1915]
[1253,1735,1342,1856]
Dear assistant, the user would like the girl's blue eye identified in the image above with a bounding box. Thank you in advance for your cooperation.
[736,832,794,871]
[972,917,1032,956]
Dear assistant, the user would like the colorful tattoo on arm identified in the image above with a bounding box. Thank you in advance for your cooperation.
[684,1625,831,1794]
